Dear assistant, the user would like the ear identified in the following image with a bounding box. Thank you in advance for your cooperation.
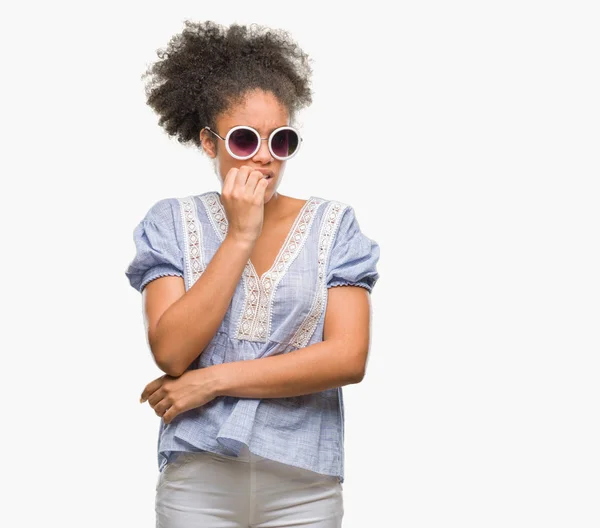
[199,128,217,158]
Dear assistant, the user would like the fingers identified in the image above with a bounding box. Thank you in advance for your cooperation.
[145,383,175,420]
[146,385,166,408]
[222,165,248,196]
[162,397,189,424]
[244,170,261,196]
[147,386,190,424]
[239,166,269,202]
[139,374,218,425]
[222,166,234,195]
[234,165,250,190]
[223,165,269,198]
[253,175,269,202]
[139,374,169,403]
[155,397,174,421]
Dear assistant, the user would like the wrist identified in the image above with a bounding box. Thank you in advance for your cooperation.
[225,232,258,249]
[209,363,231,397]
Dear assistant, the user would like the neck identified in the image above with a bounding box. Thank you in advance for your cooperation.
[263,191,285,222]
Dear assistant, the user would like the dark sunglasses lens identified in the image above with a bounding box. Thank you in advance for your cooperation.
[272,129,299,158]
[229,128,258,157]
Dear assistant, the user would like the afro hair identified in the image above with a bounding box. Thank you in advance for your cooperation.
[142,20,314,152]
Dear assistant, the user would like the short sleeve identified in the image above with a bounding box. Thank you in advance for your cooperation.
[326,205,380,293]
[124,198,184,293]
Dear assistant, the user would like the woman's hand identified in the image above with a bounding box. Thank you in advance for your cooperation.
[139,367,220,424]
[221,165,270,245]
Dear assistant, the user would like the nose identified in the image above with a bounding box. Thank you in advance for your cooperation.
[252,138,273,163]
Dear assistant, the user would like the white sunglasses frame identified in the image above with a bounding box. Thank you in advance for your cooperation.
[203,125,303,161]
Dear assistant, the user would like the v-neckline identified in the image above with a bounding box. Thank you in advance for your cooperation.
[215,193,315,283]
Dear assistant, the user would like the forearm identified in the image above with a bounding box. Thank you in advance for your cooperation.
[152,234,255,376]
[212,340,364,399]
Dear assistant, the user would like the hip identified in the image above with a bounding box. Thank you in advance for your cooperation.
[156,445,344,527]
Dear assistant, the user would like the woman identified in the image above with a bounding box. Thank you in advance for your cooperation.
[125,20,380,527]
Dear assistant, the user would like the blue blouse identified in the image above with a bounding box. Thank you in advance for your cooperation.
[124,191,380,483]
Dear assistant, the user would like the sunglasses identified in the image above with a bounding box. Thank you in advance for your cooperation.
[203,125,303,161]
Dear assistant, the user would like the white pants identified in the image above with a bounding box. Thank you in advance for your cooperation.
[155,445,344,527]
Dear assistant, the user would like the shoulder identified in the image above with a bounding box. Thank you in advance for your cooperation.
[181,190,223,214]
[311,194,351,212]
[187,190,219,203]
[316,198,378,252]
[141,196,181,225]
[136,197,187,254]
[306,195,352,225]
[310,195,356,228]
[147,191,220,224]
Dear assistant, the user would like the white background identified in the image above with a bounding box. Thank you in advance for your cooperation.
[2,1,599,526]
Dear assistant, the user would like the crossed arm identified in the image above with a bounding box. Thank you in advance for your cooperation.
[138,274,373,422]
[210,283,372,399]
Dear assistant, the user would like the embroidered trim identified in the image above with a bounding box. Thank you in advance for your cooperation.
[201,193,228,240]
[290,201,348,348]
[200,192,323,342]
[252,197,323,341]
[177,196,205,290]
[328,280,372,291]
[200,193,259,340]
[140,271,184,292]
[237,265,261,340]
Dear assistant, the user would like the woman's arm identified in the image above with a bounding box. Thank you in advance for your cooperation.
[211,286,372,398]
[139,287,372,423]
[146,234,253,377]
[145,168,269,378]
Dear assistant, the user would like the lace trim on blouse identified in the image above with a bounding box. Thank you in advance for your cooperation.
[177,196,206,290]
[200,192,324,343]
[290,201,348,348]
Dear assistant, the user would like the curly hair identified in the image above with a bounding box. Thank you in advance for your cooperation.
[142,20,314,152]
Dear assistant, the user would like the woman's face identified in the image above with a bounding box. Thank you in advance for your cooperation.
[201,89,290,203]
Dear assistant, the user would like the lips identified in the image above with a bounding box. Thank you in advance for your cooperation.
[252,168,273,179]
